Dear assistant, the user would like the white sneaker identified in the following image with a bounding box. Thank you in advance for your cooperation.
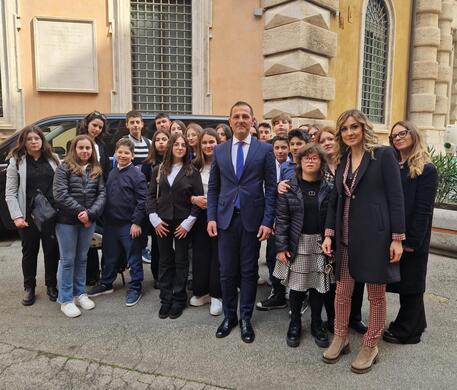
[61,302,81,318]
[74,294,95,310]
[210,297,223,316]
[189,294,211,307]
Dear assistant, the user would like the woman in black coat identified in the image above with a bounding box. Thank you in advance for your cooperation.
[146,134,204,320]
[321,109,405,374]
[384,121,438,344]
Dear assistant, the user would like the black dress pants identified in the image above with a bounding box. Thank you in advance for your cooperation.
[18,217,59,289]
[150,229,160,280]
[191,211,221,298]
[156,219,190,308]
[290,289,324,326]
[389,293,426,343]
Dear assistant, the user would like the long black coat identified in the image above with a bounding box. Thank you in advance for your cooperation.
[275,176,332,262]
[387,163,438,294]
[325,146,405,284]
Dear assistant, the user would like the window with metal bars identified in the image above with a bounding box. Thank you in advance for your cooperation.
[361,0,389,124]
[130,0,192,115]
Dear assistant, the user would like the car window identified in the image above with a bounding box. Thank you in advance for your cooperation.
[44,121,78,159]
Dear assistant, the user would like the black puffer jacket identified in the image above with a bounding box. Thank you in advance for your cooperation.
[53,162,106,225]
[275,176,332,262]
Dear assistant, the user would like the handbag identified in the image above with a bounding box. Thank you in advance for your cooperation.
[31,189,57,231]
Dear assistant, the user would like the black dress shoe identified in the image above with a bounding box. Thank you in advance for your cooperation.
[169,305,184,319]
[382,329,401,344]
[22,287,35,306]
[311,323,330,348]
[286,319,302,347]
[349,320,368,334]
[46,286,58,302]
[216,317,238,338]
[158,304,171,319]
[240,319,255,343]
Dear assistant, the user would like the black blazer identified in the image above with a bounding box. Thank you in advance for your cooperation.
[325,146,405,284]
[387,162,438,294]
[96,138,112,182]
[146,164,204,221]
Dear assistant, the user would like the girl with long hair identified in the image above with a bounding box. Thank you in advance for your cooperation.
[6,125,60,306]
[146,134,204,320]
[170,120,186,136]
[321,109,405,373]
[190,129,223,315]
[384,121,438,344]
[215,123,232,143]
[186,123,203,158]
[141,129,170,286]
[77,111,111,285]
[53,135,105,318]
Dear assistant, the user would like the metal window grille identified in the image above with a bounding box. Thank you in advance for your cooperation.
[130,0,192,114]
[361,0,389,123]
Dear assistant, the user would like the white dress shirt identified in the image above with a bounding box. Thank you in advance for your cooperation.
[231,134,252,174]
[149,162,197,231]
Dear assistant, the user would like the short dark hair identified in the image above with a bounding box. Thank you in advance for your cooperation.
[115,138,134,154]
[126,110,143,122]
[258,122,271,130]
[288,129,310,143]
[271,135,289,146]
[295,143,328,179]
[229,101,254,117]
[155,112,170,121]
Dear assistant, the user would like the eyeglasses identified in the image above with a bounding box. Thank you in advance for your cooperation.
[302,155,320,162]
[389,129,409,141]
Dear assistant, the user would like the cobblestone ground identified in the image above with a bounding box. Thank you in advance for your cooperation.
[0,342,227,390]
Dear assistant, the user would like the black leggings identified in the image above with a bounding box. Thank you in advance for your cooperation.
[289,289,324,326]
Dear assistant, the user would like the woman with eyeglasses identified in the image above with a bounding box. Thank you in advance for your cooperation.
[274,144,333,349]
[321,109,405,374]
[384,121,438,344]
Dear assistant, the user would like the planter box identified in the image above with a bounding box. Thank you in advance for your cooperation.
[430,208,457,258]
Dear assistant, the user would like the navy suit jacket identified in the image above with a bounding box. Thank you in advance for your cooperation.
[207,137,276,232]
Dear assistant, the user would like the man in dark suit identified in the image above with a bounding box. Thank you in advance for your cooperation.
[207,101,276,343]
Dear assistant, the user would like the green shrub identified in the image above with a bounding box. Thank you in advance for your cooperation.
[430,148,457,207]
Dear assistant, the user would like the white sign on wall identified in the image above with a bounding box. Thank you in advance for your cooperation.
[33,17,98,93]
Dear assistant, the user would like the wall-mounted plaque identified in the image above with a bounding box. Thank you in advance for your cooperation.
[33,17,98,93]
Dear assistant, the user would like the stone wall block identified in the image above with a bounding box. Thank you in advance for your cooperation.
[440,2,455,21]
[438,34,454,52]
[416,13,439,28]
[264,51,329,76]
[409,94,437,112]
[262,72,335,101]
[437,65,452,82]
[306,0,339,12]
[432,114,446,129]
[412,79,436,94]
[265,1,331,30]
[409,112,434,128]
[414,27,441,47]
[263,21,337,57]
[412,61,439,79]
[264,98,328,119]
[263,0,292,9]
[435,95,449,114]
[416,0,442,14]
[413,46,438,62]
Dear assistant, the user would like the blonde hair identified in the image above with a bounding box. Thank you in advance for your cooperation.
[334,109,379,164]
[389,120,430,178]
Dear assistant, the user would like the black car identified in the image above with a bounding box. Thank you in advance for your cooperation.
[0,113,228,230]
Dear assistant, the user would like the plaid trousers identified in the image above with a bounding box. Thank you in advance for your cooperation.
[334,245,386,347]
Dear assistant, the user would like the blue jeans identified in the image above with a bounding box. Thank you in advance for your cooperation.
[56,223,96,304]
[100,224,143,291]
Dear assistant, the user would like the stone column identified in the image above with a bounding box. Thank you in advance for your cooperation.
[408,0,441,145]
[448,1,457,123]
[262,0,339,127]
[433,0,454,133]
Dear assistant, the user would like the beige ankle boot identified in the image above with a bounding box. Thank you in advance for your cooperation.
[322,335,350,364]
[351,345,379,374]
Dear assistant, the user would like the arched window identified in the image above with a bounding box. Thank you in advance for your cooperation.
[361,0,390,124]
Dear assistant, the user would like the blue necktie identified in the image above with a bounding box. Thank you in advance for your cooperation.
[235,141,244,208]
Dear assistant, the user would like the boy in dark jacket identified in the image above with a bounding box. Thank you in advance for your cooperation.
[88,139,147,306]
